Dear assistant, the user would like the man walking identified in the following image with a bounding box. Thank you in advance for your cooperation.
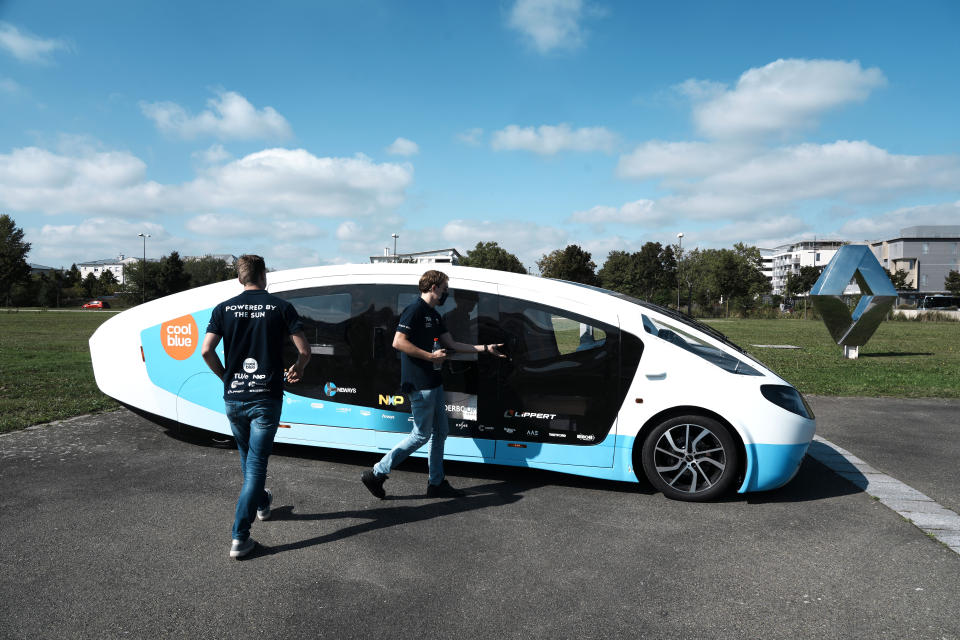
[201,255,311,559]
[361,270,502,499]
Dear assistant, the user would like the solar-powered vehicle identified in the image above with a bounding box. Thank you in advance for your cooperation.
[89,264,815,501]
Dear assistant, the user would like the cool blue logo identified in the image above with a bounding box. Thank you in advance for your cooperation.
[324,381,337,396]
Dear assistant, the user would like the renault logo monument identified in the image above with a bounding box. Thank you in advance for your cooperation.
[809,244,897,359]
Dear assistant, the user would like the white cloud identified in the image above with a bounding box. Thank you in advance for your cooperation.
[491,123,618,154]
[386,137,419,156]
[569,199,666,226]
[0,77,23,95]
[617,141,755,180]
[457,128,483,146]
[0,22,69,64]
[192,144,233,165]
[141,90,293,141]
[442,218,568,269]
[507,0,594,54]
[0,145,414,219]
[27,217,170,266]
[836,201,960,242]
[690,59,886,139]
[185,149,413,217]
[694,216,811,249]
[185,213,325,239]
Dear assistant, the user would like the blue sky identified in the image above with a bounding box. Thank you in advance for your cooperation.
[2,0,959,271]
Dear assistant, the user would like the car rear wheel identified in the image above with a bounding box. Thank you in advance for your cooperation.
[641,415,739,502]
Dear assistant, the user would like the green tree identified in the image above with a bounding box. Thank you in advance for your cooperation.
[82,272,99,298]
[0,214,31,306]
[885,268,912,291]
[183,256,237,287]
[122,259,161,303]
[946,270,960,295]
[537,245,598,285]
[597,250,638,296]
[156,251,191,297]
[98,269,118,295]
[458,242,526,273]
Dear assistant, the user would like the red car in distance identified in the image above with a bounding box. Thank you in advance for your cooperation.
[82,300,110,309]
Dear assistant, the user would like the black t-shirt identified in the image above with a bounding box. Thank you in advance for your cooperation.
[397,297,447,393]
[206,289,303,400]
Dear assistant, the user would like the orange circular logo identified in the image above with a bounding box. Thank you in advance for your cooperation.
[161,314,199,360]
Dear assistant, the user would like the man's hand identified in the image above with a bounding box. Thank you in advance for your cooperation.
[487,343,507,358]
[285,364,306,384]
[428,348,448,364]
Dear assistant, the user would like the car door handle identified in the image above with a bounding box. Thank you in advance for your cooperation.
[645,372,666,380]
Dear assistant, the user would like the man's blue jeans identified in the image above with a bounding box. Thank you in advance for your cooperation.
[374,386,449,486]
[224,397,282,542]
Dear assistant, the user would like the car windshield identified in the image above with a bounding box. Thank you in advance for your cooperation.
[556,280,764,367]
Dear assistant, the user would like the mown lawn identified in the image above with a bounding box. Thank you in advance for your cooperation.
[0,312,957,434]
[706,318,960,398]
[0,311,119,434]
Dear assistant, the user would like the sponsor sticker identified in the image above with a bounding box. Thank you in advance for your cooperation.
[379,394,405,406]
[161,314,199,360]
[504,409,558,420]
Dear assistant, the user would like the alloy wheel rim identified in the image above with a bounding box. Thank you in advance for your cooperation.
[653,423,726,493]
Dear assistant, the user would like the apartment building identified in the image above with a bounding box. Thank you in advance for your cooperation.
[870,226,960,293]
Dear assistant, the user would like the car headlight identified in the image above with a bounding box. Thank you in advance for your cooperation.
[760,384,814,419]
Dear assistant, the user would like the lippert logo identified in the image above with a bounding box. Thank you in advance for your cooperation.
[504,409,557,420]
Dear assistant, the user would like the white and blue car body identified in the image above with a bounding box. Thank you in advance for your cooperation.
[89,264,816,501]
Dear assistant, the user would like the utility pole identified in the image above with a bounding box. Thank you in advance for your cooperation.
[676,232,684,309]
[137,233,150,304]
[391,233,399,263]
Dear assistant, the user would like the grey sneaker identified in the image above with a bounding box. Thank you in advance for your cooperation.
[230,537,256,559]
[257,488,273,521]
[426,479,466,498]
[361,470,387,499]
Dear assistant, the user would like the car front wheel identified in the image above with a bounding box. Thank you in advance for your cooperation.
[641,415,739,502]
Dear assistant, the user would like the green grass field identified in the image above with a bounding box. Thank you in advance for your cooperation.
[707,318,960,398]
[0,311,119,434]
[0,312,957,434]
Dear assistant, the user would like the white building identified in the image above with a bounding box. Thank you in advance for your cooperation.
[184,253,237,266]
[78,255,146,285]
[767,240,846,296]
[369,248,463,265]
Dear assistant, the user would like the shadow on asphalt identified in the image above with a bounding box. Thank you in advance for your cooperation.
[159,421,864,512]
[247,480,528,559]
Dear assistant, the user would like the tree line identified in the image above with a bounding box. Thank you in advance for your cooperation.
[3,214,958,311]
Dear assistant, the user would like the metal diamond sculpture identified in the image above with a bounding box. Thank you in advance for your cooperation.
[809,245,897,352]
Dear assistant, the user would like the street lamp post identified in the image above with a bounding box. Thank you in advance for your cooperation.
[391,233,399,262]
[676,232,684,309]
[137,233,150,304]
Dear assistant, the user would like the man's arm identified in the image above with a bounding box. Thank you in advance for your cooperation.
[201,332,225,379]
[393,331,447,365]
[286,330,311,384]
[439,332,505,358]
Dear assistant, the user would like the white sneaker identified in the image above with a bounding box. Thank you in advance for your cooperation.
[230,537,255,559]
[257,488,273,521]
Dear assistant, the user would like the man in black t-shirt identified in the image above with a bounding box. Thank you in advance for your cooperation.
[361,270,503,499]
[201,255,311,559]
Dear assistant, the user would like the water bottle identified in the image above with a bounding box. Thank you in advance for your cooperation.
[432,338,442,371]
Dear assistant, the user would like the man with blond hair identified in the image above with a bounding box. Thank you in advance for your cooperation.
[201,254,311,559]
[362,269,503,499]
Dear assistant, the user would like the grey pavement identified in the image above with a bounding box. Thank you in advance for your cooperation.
[1,407,959,640]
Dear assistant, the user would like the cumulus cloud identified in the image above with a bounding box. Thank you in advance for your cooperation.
[386,137,419,156]
[507,0,598,54]
[0,77,23,95]
[491,123,618,154]
[457,128,483,146]
[688,59,886,139]
[185,213,325,239]
[141,90,293,141]
[0,22,70,64]
[27,217,170,266]
[442,218,568,269]
[569,199,666,226]
[192,144,233,165]
[617,141,756,180]
[835,201,960,241]
[0,145,413,219]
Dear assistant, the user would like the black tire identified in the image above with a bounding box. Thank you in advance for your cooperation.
[641,414,739,502]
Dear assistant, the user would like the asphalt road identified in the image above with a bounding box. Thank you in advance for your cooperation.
[1,402,958,640]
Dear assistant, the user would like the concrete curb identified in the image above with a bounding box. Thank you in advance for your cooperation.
[809,436,960,556]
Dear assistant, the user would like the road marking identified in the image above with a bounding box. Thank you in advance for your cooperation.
[808,436,960,555]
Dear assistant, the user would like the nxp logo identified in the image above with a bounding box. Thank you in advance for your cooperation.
[379,394,405,406]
